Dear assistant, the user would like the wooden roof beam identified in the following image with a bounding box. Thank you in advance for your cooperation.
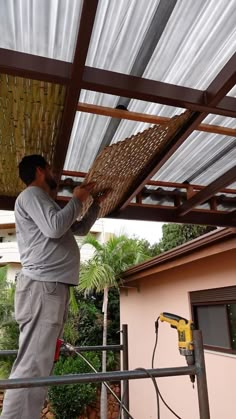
[52,0,99,181]
[77,102,236,138]
[0,194,234,227]
[0,48,72,84]
[0,196,16,211]
[58,185,236,209]
[82,67,236,118]
[206,52,236,105]
[108,203,234,228]
[176,166,236,216]
[61,170,236,195]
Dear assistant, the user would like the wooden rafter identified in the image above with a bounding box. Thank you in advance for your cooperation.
[176,166,236,216]
[55,198,234,228]
[61,170,236,194]
[58,174,236,216]
[77,102,236,138]
[0,223,15,230]
[0,50,235,119]
[108,203,234,228]
[0,52,235,119]
[58,185,236,211]
[81,66,236,118]
[205,52,236,105]
[52,0,99,180]
[0,48,71,84]
[0,196,16,210]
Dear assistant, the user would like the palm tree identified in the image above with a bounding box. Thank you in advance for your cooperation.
[78,234,149,419]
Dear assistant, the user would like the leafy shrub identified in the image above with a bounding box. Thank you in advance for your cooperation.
[0,320,19,378]
[49,352,101,419]
[0,266,18,378]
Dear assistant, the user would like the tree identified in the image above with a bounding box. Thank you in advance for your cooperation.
[159,224,216,252]
[78,234,149,419]
[137,224,216,257]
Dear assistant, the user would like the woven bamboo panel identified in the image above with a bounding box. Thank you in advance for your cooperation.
[84,110,191,218]
[0,74,66,196]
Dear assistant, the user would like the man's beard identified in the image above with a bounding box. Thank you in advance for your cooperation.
[45,175,58,191]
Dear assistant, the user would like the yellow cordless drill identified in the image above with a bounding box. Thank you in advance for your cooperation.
[160,312,195,384]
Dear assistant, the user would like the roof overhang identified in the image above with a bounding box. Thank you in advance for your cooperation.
[122,228,236,284]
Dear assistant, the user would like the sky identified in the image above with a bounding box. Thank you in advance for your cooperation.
[0,211,163,245]
[101,218,163,244]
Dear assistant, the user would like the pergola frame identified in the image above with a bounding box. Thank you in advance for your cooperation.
[0,0,235,227]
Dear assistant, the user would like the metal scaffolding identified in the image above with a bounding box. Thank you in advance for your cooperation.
[0,326,210,419]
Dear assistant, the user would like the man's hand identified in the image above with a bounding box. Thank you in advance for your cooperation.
[73,182,96,202]
[93,188,112,205]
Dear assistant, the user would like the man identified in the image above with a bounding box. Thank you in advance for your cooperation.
[1,155,108,419]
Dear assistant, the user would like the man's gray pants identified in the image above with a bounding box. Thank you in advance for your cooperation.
[1,273,69,419]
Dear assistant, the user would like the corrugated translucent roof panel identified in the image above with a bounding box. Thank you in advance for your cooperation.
[228,85,236,97]
[64,0,162,170]
[111,101,236,147]
[112,105,184,144]
[152,132,236,185]
[86,0,236,89]
[203,115,236,128]
[64,0,236,186]
[0,0,83,61]
[141,0,236,88]
[111,105,184,144]
[86,0,160,72]
[79,90,120,109]
[64,101,185,171]
[64,90,121,171]
[64,113,112,172]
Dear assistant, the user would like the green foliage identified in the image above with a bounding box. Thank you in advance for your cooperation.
[159,224,215,252]
[76,298,103,346]
[134,238,162,258]
[0,266,18,378]
[79,261,115,293]
[69,286,79,316]
[64,296,103,347]
[76,234,147,389]
[79,234,149,293]
[137,224,216,257]
[106,288,120,345]
[0,266,7,283]
[63,290,120,347]
[0,266,15,325]
[0,321,19,378]
[48,353,101,419]
[63,312,80,346]
[106,350,119,371]
[78,234,149,347]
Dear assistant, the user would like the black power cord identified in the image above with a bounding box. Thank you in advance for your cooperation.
[151,317,183,419]
[135,367,160,419]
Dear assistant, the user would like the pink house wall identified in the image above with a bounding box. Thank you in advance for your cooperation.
[120,249,236,419]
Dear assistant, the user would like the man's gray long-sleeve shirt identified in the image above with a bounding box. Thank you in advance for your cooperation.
[15,186,100,285]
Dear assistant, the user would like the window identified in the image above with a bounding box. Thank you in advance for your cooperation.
[190,286,236,354]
